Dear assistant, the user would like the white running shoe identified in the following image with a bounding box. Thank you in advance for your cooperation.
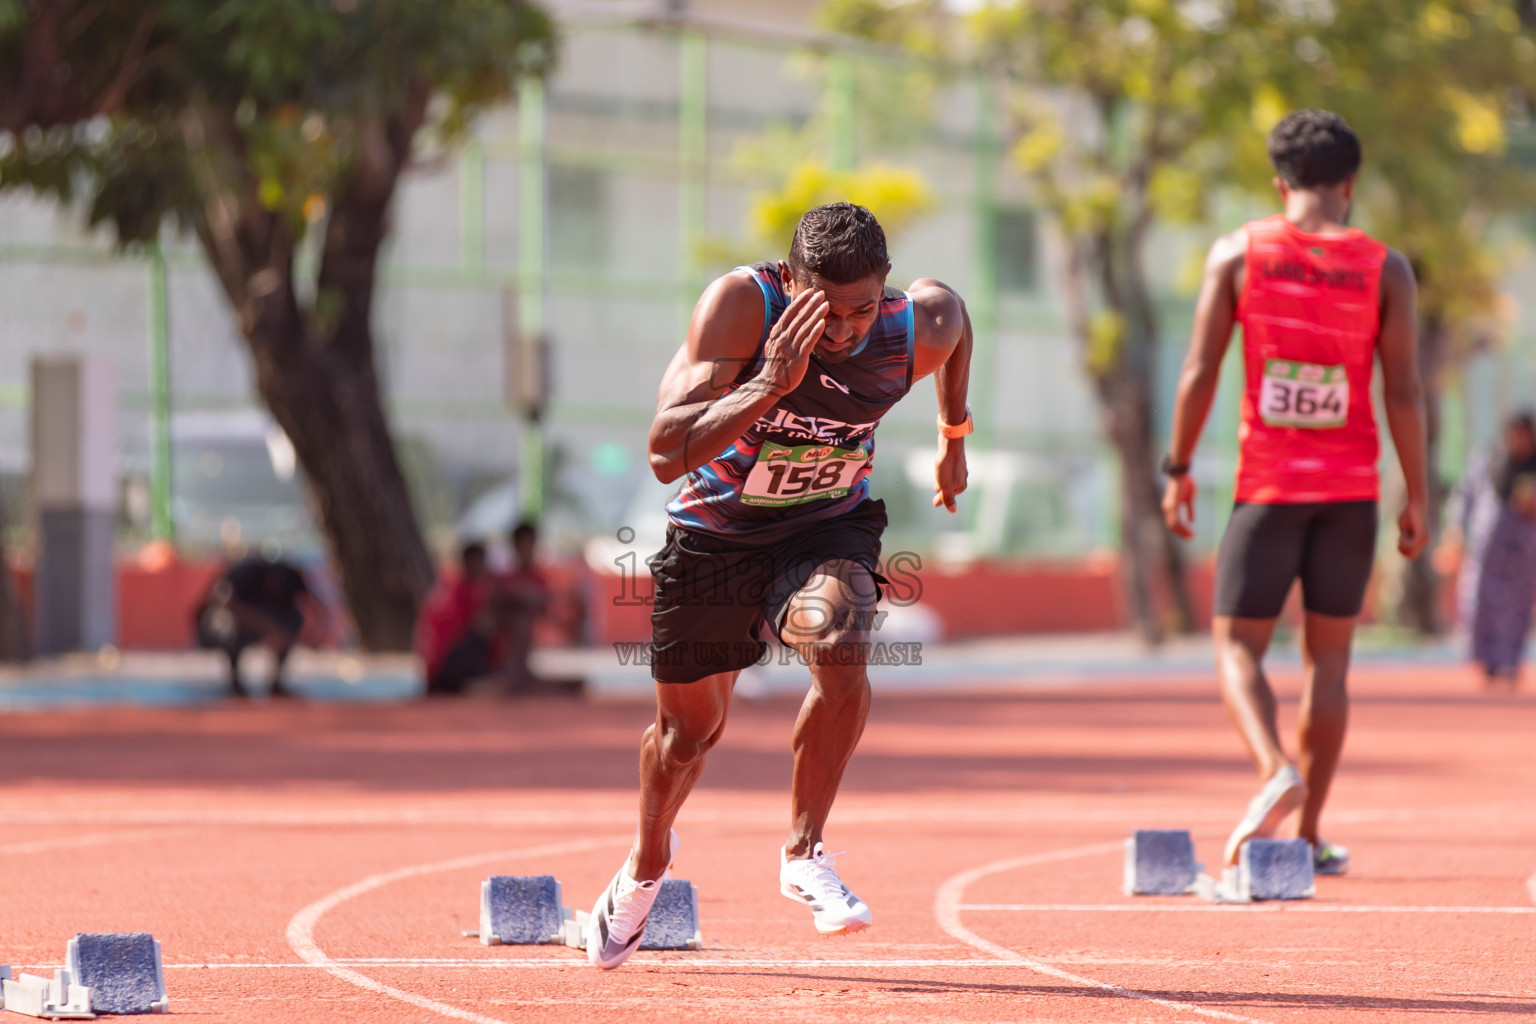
[586,829,678,970]
[1224,763,1307,865]
[779,842,872,935]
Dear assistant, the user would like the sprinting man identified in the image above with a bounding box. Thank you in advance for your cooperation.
[1162,111,1429,876]
[585,202,972,968]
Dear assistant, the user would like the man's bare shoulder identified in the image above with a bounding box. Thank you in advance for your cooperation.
[1207,227,1248,274]
[907,278,964,344]
[1381,247,1417,288]
[689,268,768,361]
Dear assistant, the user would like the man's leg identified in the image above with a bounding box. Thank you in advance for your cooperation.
[778,558,878,859]
[1213,614,1287,780]
[629,672,737,881]
[268,633,298,698]
[224,643,248,698]
[1296,611,1354,846]
[1214,612,1312,865]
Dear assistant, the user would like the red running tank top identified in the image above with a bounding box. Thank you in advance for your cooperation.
[1234,215,1388,504]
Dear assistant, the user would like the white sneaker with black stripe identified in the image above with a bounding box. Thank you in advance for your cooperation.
[779,842,871,935]
[1224,763,1308,865]
[585,829,678,970]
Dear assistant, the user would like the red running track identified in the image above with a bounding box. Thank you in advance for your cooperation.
[0,664,1532,1022]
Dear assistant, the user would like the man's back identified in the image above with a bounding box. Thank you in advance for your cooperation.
[1235,214,1389,505]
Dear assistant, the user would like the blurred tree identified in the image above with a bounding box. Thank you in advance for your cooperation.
[827,0,1535,642]
[0,0,556,650]
[703,33,937,272]
[751,161,932,253]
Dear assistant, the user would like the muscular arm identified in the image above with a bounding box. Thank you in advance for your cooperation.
[910,278,971,416]
[1162,229,1245,538]
[909,279,971,511]
[1169,230,1246,467]
[1378,249,1430,557]
[647,273,827,483]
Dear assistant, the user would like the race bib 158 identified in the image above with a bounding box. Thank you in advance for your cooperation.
[1260,359,1348,429]
[740,443,867,507]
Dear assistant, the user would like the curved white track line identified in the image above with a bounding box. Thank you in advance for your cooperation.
[285,836,623,1024]
[0,828,187,857]
[935,842,1274,1024]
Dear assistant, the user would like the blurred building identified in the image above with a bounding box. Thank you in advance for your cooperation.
[0,0,1533,567]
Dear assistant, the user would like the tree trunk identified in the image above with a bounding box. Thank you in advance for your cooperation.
[1397,312,1448,635]
[185,101,435,652]
[1088,224,1194,644]
[1099,369,1193,645]
[248,328,435,650]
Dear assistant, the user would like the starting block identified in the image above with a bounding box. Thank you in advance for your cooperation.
[1198,838,1315,903]
[1123,829,1201,895]
[1237,838,1315,901]
[472,874,703,952]
[638,879,703,951]
[1,968,95,1020]
[66,933,168,1014]
[479,876,568,945]
[562,878,701,951]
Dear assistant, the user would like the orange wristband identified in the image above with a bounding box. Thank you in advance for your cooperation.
[938,408,974,439]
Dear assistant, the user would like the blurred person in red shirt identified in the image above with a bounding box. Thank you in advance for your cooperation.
[501,520,550,692]
[417,541,500,696]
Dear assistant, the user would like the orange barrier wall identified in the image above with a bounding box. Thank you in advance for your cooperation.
[586,559,1222,644]
[2,555,1445,650]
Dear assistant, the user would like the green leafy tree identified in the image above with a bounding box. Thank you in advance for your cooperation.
[828,0,1535,642]
[0,0,556,650]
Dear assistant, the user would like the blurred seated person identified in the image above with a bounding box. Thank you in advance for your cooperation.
[196,555,316,699]
[502,520,551,692]
[1443,412,1536,688]
[416,541,500,696]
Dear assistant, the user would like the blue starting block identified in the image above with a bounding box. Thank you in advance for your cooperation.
[637,879,702,951]
[474,874,703,951]
[479,875,569,945]
[67,933,168,1015]
[1123,829,1201,895]
[1236,838,1315,901]
[556,878,703,952]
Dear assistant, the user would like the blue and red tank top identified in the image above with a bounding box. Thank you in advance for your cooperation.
[1235,215,1388,504]
[666,262,916,540]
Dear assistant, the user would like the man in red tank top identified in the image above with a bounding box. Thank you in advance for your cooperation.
[1162,111,1429,877]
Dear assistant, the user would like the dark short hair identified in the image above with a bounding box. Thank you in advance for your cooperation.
[1268,110,1362,189]
[787,202,889,285]
[460,541,487,564]
[1508,411,1536,435]
[511,520,538,545]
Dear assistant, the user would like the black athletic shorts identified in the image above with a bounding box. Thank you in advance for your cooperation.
[649,499,888,684]
[1214,500,1378,619]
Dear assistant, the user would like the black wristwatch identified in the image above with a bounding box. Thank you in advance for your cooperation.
[1161,455,1191,478]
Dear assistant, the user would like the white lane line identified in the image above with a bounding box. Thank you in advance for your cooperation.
[936,842,1275,1024]
[0,828,188,857]
[0,801,1523,828]
[285,836,624,1024]
[143,958,1117,970]
[959,902,1536,915]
